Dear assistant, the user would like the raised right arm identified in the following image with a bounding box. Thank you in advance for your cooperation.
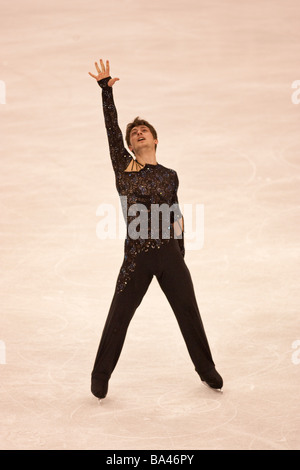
[89,60,132,173]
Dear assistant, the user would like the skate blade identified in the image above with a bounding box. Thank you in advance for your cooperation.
[201,381,223,393]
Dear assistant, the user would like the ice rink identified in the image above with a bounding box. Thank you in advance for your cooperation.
[1,0,300,450]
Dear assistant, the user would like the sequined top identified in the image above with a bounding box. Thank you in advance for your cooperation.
[98,77,185,293]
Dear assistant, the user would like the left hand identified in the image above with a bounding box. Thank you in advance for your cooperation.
[88,59,119,87]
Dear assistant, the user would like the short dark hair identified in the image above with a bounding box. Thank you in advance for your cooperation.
[125,117,158,153]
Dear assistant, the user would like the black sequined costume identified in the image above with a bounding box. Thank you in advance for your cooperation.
[91,77,221,395]
[98,76,185,293]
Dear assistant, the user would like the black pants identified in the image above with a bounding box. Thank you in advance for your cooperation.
[92,239,215,382]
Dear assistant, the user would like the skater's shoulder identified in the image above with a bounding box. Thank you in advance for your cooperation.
[158,163,178,176]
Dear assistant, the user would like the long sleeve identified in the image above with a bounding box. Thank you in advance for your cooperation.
[97,77,132,174]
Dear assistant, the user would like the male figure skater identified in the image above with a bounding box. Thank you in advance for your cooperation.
[88,59,223,399]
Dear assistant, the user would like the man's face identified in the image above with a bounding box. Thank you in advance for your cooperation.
[129,125,158,153]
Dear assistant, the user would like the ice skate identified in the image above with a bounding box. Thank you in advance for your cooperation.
[91,375,109,400]
[201,380,223,392]
[200,368,223,392]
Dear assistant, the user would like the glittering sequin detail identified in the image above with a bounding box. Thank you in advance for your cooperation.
[98,77,185,293]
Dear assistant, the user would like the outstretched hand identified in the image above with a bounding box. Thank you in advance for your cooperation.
[88,59,119,87]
